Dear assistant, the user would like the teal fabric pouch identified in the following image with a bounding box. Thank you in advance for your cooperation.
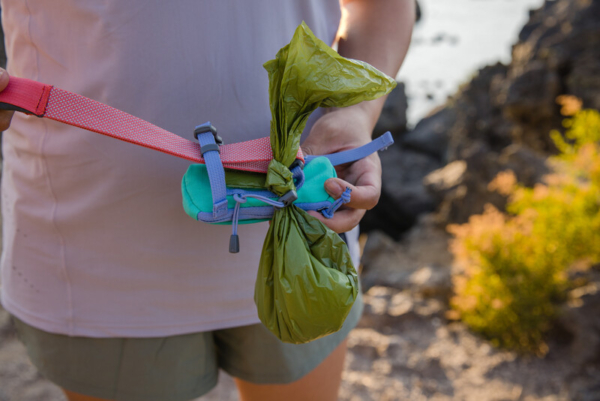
[182,156,345,225]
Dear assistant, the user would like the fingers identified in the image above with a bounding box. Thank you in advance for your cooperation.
[324,156,382,210]
[308,208,366,234]
[0,68,14,131]
[0,68,9,91]
[325,177,380,210]
[307,154,382,233]
[0,110,14,131]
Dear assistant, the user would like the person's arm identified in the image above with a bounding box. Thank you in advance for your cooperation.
[302,0,415,233]
[336,0,415,127]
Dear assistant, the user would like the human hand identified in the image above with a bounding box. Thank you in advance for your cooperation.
[0,68,15,131]
[301,105,382,233]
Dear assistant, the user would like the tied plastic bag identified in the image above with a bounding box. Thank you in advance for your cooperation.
[254,22,396,344]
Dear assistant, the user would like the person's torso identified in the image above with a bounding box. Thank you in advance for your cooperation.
[0,0,345,337]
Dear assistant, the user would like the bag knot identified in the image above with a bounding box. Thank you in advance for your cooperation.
[266,159,295,196]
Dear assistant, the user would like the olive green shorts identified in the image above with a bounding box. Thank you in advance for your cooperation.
[12,294,362,401]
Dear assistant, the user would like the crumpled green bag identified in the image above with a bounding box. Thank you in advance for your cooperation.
[254,22,396,344]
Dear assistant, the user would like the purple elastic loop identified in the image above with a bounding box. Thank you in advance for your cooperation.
[230,193,287,252]
[233,194,248,204]
[321,187,352,219]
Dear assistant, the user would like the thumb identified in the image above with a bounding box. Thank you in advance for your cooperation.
[0,68,9,92]
[324,178,346,198]
[0,68,16,131]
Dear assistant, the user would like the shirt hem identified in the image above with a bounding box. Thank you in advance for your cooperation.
[1,294,261,338]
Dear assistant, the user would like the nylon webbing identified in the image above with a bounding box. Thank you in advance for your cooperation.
[0,77,303,173]
[304,132,394,166]
[197,130,228,218]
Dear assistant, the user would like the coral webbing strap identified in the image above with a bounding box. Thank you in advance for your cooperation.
[0,77,302,173]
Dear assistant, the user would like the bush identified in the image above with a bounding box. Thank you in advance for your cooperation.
[449,108,600,355]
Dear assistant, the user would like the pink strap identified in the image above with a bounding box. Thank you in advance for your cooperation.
[0,77,302,173]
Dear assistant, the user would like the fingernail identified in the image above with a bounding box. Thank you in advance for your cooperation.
[325,179,344,198]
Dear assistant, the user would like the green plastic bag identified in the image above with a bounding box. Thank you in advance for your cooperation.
[255,22,396,344]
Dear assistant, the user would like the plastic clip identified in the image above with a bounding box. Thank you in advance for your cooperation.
[229,235,240,253]
[194,122,223,145]
[200,143,220,156]
[278,190,298,207]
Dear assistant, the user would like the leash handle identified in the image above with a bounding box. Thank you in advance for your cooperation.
[0,76,303,173]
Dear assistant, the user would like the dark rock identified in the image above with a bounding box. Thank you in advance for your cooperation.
[373,82,408,138]
[360,231,414,290]
[502,61,562,151]
[360,217,452,292]
[419,0,600,226]
[419,0,600,227]
[425,143,507,224]
[504,0,600,151]
[371,0,600,231]
[361,145,442,238]
[424,143,549,225]
[557,269,600,400]
[557,270,600,367]
[360,230,398,269]
[518,1,557,43]
[423,160,467,205]
[569,367,600,401]
[446,63,512,163]
[503,61,561,119]
[403,106,456,162]
[409,265,452,299]
[498,144,549,187]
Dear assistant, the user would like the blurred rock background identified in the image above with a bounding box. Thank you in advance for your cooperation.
[1,0,600,400]
[357,0,600,399]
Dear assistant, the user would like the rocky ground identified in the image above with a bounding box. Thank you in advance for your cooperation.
[343,217,600,401]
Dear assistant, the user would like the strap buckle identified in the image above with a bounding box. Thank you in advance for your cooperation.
[194,122,224,156]
[278,189,298,207]
[194,122,223,145]
[193,122,228,218]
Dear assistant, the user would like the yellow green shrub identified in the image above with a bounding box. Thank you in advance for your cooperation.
[449,109,600,354]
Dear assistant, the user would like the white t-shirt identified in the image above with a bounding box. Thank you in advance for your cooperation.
[0,0,359,337]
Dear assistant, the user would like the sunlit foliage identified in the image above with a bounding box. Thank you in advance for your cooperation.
[449,108,600,354]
